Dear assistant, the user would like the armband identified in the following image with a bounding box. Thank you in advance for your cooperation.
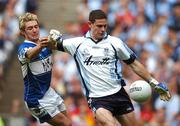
[123,54,136,64]
[57,41,65,51]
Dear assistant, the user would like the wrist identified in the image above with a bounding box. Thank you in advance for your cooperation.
[37,44,43,50]
[148,78,159,87]
[56,40,64,51]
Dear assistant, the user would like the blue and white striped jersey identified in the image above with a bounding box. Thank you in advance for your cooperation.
[63,31,136,98]
[18,40,53,107]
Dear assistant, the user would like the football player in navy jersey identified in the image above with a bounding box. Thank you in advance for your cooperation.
[18,12,71,126]
[48,9,171,126]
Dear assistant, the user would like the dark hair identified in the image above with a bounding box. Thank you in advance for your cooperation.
[173,2,180,8]
[89,9,107,23]
[168,25,179,32]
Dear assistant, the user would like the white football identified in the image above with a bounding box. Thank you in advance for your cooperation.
[129,80,152,103]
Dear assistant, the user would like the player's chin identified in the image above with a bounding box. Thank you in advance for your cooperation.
[31,37,39,42]
[97,35,104,40]
[33,35,39,40]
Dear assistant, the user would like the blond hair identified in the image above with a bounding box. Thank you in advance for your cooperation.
[19,12,39,31]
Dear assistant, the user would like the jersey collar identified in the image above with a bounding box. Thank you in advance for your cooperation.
[24,40,37,45]
[85,31,108,43]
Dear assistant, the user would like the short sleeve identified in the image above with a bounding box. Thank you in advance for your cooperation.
[110,36,136,64]
[63,37,83,56]
[18,46,32,64]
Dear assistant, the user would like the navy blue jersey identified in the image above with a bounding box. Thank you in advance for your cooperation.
[18,40,53,107]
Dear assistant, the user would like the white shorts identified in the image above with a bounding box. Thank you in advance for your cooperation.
[25,87,66,123]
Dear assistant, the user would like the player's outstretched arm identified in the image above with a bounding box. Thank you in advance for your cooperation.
[129,60,171,101]
[26,37,49,60]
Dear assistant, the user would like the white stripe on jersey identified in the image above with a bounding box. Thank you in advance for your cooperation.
[21,55,52,77]
[21,64,28,78]
[29,56,52,75]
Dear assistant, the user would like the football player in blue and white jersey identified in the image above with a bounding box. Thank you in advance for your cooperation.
[48,10,171,126]
[17,13,71,126]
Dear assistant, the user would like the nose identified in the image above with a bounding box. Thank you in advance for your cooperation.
[32,27,38,33]
[101,26,106,32]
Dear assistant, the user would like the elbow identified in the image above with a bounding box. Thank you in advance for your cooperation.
[26,51,35,60]
[26,53,33,60]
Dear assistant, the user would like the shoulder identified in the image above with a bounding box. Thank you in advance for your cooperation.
[63,36,85,46]
[107,35,124,46]
[18,42,36,54]
[64,36,84,42]
[18,42,36,49]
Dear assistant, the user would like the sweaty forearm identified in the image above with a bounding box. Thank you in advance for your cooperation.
[26,45,42,60]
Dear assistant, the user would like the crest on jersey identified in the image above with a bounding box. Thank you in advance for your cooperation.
[82,48,90,57]
[104,47,109,56]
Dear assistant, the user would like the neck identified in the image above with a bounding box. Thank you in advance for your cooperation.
[90,32,101,42]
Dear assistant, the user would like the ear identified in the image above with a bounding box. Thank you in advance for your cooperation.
[20,31,25,37]
[87,21,92,28]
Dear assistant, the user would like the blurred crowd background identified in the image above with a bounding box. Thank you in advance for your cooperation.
[0,0,180,126]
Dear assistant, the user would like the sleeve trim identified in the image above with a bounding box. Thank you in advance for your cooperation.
[57,41,65,51]
[123,54,136,64]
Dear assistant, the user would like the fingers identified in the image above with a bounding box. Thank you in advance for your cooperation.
[160,91,171,101]
[155,85,171,101]
[48,34,53,42]
[154,83,171,101]
[39,37,49,47]
[50,29,60,35]
[39,37,48,41]
[159,94,165,101]
[51,34,58,41]
[166,91,171,100]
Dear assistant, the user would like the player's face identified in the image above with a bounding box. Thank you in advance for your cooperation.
[89,19,107,41]
[23,21,40,42]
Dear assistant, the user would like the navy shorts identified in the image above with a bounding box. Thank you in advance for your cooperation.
[87,87,134,116]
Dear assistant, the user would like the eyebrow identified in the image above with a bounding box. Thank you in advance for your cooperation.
[96,24,107,27]
[26,24,39,29]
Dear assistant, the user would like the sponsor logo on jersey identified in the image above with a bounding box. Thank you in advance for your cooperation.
[82,49,90,57]
[84,55,111,65]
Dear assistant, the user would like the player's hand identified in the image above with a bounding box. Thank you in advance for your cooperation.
[48,29,63,44]
[154,83,171,101]
[38,37,49,48]
[149,78,171,101]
